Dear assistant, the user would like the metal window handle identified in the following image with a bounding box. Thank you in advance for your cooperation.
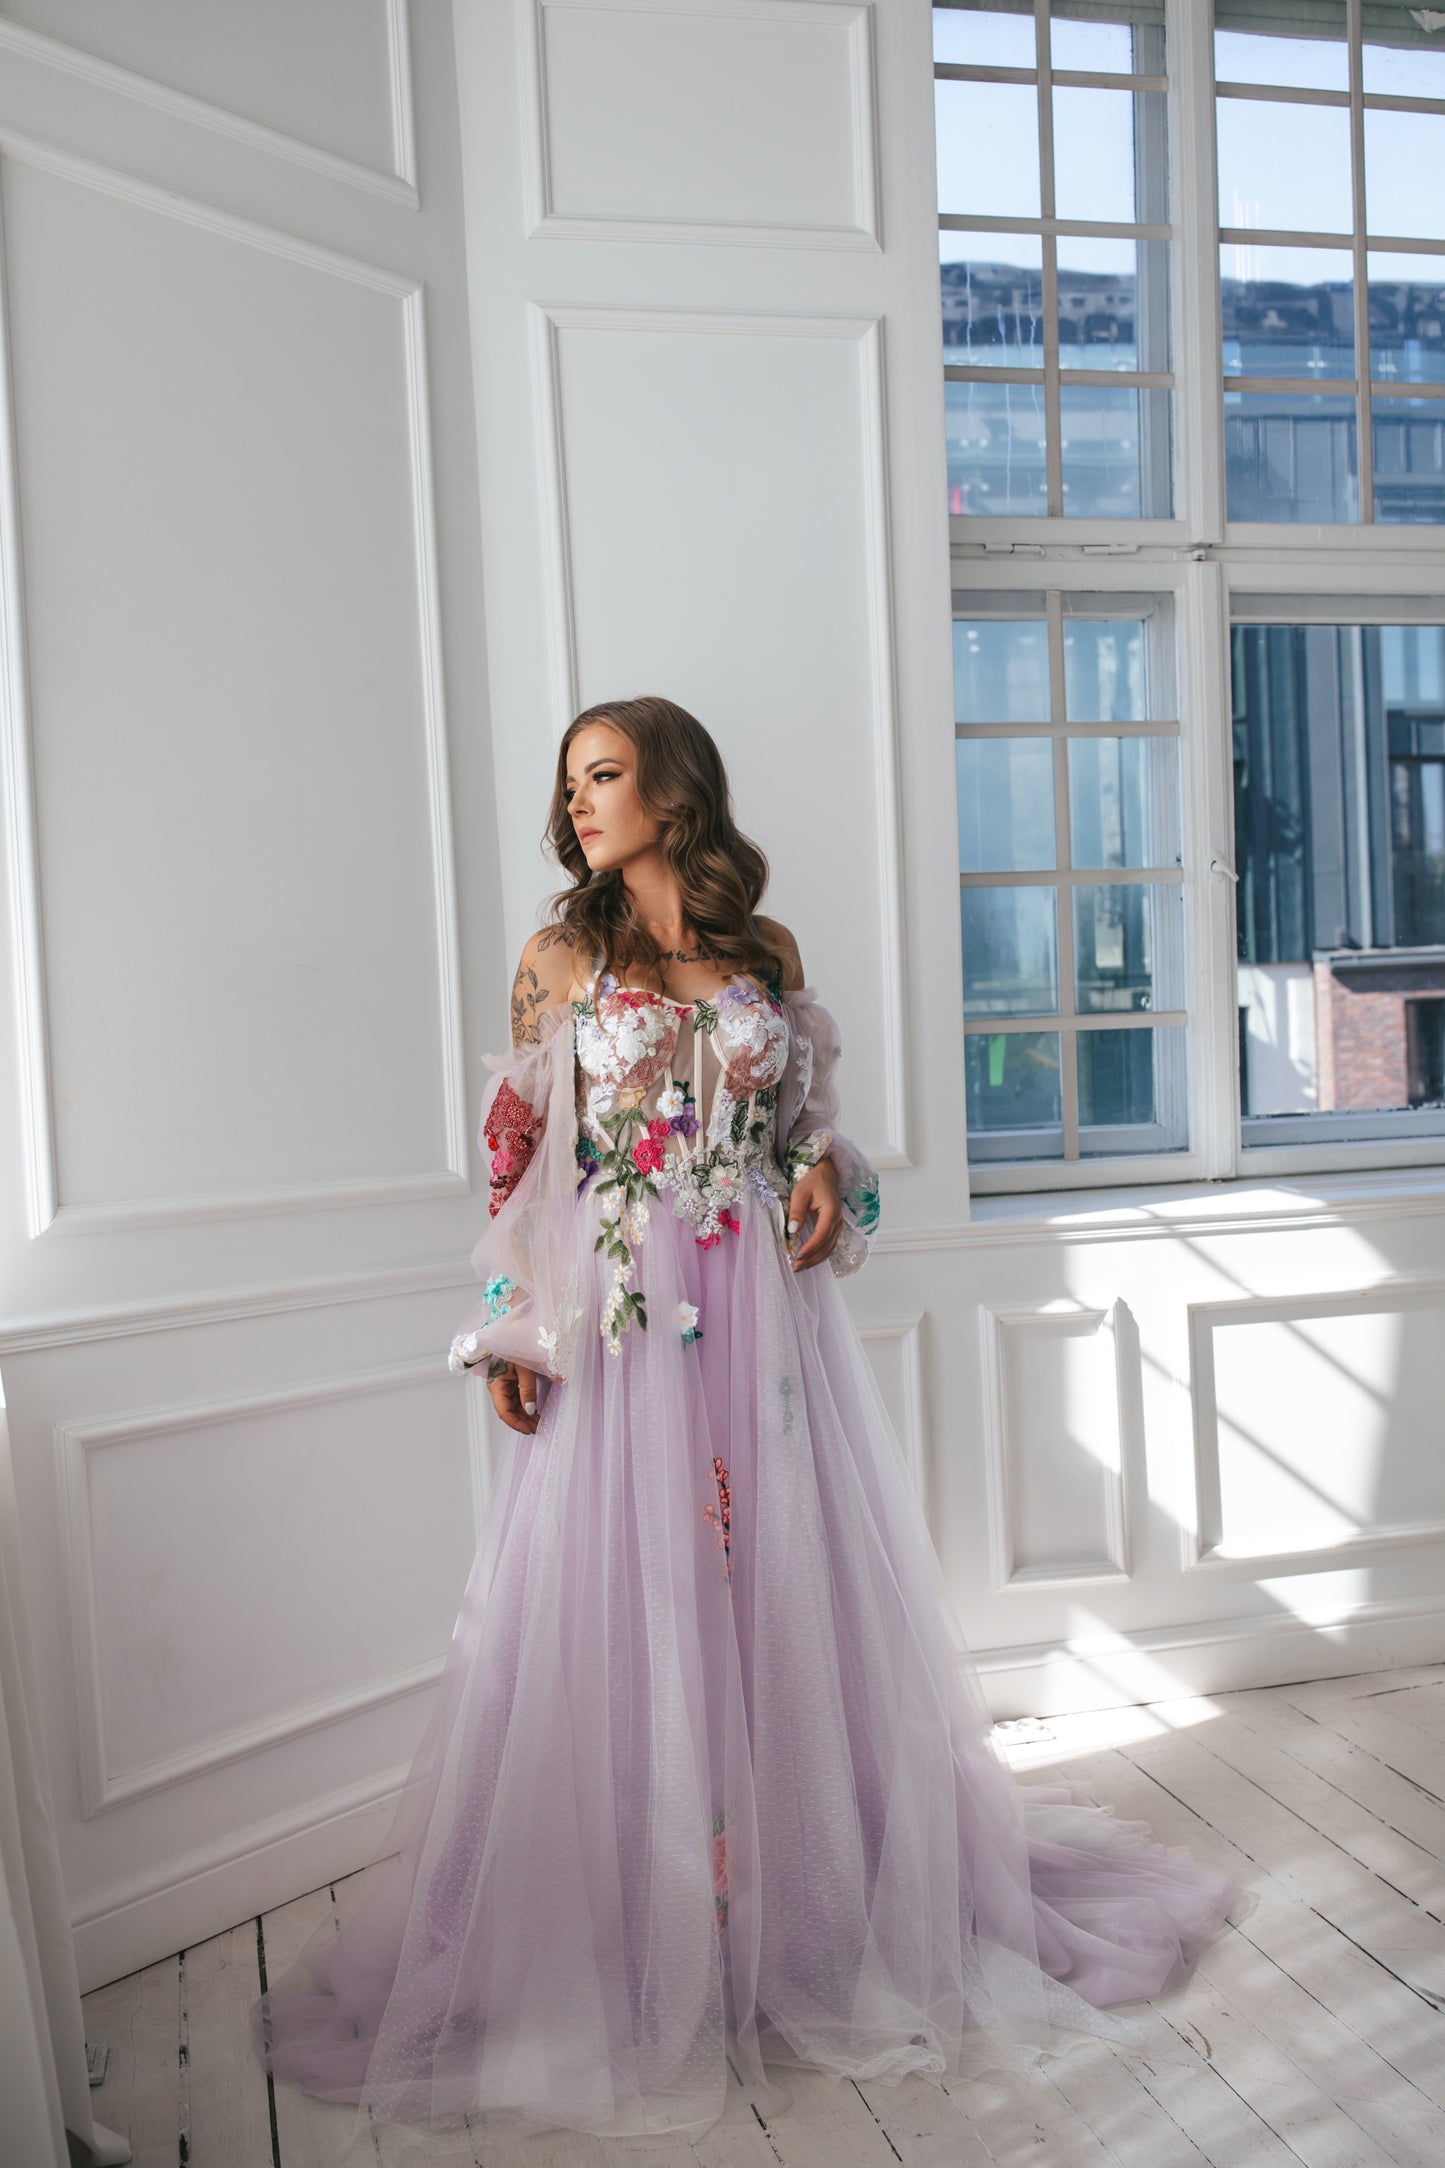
[1210,855,1239,882]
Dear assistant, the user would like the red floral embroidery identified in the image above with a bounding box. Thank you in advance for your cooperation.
[695,1229,720,1250]
[703,1457,732,1582]
[718,1209,741,1235]
[486,1080,541,1219]
[711,1806,734,1935]
[632,1132,667,1174]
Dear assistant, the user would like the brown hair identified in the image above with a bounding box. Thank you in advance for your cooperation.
[541,695,785,994]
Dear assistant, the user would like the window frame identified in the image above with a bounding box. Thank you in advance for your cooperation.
[940,0,1445,1191]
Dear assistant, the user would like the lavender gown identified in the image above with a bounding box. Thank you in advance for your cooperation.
[251,966,1233,2144]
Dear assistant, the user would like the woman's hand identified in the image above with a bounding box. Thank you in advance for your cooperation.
[487,1357,541,1436]
[787,1156,842,1271]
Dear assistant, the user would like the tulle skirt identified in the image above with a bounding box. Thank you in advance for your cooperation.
[250,1182,1234,2146]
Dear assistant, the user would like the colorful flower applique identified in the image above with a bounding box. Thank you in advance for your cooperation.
[574,1132,601,1193]
[590,1103,664,1352]
[702,1456,732,1581]
[657,1080,698,1137]
[678,1301,702,1346]
[485,1082,541,1219]
[710,1805,735,1936]
[482,1274,517,1321]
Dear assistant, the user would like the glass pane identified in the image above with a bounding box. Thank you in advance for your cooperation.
[945,379,1048,516]
[965,1031,1062,1146]
[1214,27,1347,93]
[1059,385,1172,519]
[1365,112,1445,245]
[1234,620,1445,1135]
[1050,19,1135,74]
[957,740,1055,873]
[1053,88,1154,223]
[1074,882,1182,1014]
[953,617,1050,722]
[933,5,1036,68]
[1220,246,1354,382]
[962,885,1059,1016]
[1224,391,1359,522]
[1068,738,1180,869]
[1058,236,1170,374]
[1373,398,1445,525]
[1362,33,1445,101]
[1064,619,1148,722]
[936,81,1040,217]
[941,234,1044,367]
[1078,1026,1188,1152]
[1369,254,1445,386]
[1217,100,1352,235]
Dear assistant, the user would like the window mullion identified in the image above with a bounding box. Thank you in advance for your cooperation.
[1181,556,1243,1178]
[1046,589,1081,1157]
[1167,0,1225,547]
[1347,0,1375,523]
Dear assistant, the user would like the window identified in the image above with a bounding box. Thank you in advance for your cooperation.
[935,0,1171,521]
[935,0,1445,1191]
[1216,0,1445,524]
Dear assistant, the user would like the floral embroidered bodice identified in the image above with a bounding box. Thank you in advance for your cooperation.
[449,959,878,1383]
[570,970,833,1350]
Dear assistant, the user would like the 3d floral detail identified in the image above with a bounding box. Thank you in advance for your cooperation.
[448,1328,486,1375]
[784,1128,834,1192]
[718,1209,741,1236]
[485,1081,541,1219]
[710,1165,739,1197]
[598,1188,622,1224]
[710,1805,735,1935]
[481,1274,517,1321]
[845,1169,881,1236]
[657,1081,699,1136]
[632,1131,668,1175]
[575,1133,601,1192]
[695,1228,721,1250]
[702,1456,732,1581]
[677,1301,702,1345]
[537,1325,559,1365]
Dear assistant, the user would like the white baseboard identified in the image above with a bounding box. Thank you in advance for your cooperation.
[973,1593,1445,1719]
[72,1766,408,1995]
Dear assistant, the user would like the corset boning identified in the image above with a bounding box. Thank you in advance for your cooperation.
[573,976,794,1242]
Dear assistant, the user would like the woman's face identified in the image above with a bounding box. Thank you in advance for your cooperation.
[563,722,661,873]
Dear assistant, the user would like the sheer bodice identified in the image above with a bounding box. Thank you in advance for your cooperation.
[573,971,800,1249]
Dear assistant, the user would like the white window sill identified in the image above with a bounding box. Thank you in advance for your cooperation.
[880,1165,1445,1251]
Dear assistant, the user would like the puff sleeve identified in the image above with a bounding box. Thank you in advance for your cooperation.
[774,986,881,1277]
[447,1005,586,1383]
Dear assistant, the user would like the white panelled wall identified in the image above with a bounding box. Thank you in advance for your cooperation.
[0,0,1440,2000]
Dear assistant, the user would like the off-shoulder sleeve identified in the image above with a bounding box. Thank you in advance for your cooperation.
[775,985,881,1277]
[448,1005,586,1382]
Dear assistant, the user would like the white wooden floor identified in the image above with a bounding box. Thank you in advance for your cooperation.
[81,1662,1445,2168]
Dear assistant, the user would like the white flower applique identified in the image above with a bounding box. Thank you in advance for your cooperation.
[678,1301,702,1346]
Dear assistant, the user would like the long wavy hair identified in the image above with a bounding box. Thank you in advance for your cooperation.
[542,696,785,993]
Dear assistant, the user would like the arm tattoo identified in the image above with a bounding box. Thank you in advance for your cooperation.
[511,964,548,1046]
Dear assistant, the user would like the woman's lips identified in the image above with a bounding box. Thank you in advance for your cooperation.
[577,828,600,842]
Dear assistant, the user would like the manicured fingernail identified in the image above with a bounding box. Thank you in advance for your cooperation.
[523,1400,536,1415]
[787,1219,800,1234]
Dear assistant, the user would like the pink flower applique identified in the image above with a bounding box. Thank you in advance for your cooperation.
[710,1806,735,1936]
[632,1133,667,1174]
[702,1456,732,1583]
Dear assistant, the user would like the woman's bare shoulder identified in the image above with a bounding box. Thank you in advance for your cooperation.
[511,923,589,1045]
[754,914,804,993]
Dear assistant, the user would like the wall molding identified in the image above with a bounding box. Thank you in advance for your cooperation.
[978,1302,1130,1593]
[971,1590,1445,1721]
[0,4,418,203]
[0,134,468,1233]
[71,1758,412,1995]
[856,1312,928,1521]
[519,0,880,251]
[529,298,910,1169]
[53,1358,460,1817]
[0,1254,474,1354]
[1185,1280,1445,1574]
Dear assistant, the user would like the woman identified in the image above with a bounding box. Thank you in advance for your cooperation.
[252,696,1233,2146]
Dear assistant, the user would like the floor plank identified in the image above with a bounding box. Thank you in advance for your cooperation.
[80,1956,183,2168]
[185,1918,276,2168]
